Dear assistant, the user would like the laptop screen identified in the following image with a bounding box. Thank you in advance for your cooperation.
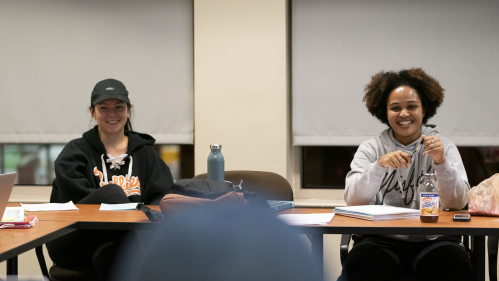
[0,173,18,220]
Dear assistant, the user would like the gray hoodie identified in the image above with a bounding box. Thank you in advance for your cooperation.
[345,124,470,241]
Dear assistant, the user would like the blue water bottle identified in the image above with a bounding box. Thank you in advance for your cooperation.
[207,144,224,181]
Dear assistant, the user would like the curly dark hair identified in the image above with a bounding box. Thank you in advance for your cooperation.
[363,68,444,126]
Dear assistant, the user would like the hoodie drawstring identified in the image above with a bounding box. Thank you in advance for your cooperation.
[107,154,127,170]
[100,154,133,186]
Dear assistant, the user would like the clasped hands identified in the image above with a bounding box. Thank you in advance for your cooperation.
[378,135,446,169]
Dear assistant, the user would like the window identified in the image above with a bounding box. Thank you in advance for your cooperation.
[1,0,193,145]
[292,0,499,147]
[0,144,64,185]
[457,147,499,188]
[154,144,194,181]
[302,146,499,189]
[0,143,194,185]
[302,146,358,189]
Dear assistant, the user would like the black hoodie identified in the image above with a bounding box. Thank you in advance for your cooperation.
[51,126,173,205]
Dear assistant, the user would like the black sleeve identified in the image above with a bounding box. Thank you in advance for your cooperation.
[52,142,98,203]
[141,148,174,205]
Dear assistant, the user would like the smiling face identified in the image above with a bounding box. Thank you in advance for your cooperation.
[387,86,425,145]
[91,99,130,136]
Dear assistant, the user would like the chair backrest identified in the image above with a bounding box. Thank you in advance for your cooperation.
[193,170,293,201]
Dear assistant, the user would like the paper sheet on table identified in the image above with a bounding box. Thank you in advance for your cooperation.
[2,207,26,222]
[277,213,335,225]
[21,201,79,211]
[99,203,139,211]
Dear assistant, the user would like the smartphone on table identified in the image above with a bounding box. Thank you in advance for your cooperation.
[453,214,471,222]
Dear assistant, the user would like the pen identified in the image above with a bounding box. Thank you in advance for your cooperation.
[411,138,424,157]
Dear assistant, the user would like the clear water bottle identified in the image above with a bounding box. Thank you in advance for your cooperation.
[207,144,224,181]
[419,173,439,223]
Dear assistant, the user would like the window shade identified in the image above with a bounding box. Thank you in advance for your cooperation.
[0,0,193,144]
[292,0,499,146]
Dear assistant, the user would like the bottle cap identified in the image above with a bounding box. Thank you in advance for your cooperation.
[210,144,222,149]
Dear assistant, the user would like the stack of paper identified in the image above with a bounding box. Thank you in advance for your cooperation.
[334,205,419,221]
[99,203,139,211]
[277,213,335,225]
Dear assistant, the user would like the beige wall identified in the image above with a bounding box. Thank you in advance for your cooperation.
[194,0,290,178]
[193,2,343,280]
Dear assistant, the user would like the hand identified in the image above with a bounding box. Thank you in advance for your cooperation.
[378,151,412,170]
[421,135,446,164]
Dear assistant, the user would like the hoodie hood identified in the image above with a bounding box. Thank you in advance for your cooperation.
[379,124,439,154]
[83,125,156,155]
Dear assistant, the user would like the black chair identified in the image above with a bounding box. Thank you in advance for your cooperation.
[193,170,293,201]
[36,245,98,281]
[488,236,498,281]
[36,179,99,281]
[339,234,473,281]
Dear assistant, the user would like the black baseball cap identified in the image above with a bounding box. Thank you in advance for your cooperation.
[91,79,130,106]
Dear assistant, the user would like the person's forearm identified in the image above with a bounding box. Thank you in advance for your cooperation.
[345,162,387,206]
[434,159,469,210]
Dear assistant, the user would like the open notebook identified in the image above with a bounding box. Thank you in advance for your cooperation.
[334,205,420,221]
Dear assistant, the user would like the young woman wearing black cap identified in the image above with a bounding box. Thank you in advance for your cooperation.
[47,78,174,281]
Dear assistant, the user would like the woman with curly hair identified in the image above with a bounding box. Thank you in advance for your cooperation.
[338,68,472,281]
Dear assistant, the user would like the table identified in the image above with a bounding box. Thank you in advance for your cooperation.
[31,204,158,230]
[280,208,499,281]
[1,204,159,276]
[0,221,77,275]
[2,205,498,281]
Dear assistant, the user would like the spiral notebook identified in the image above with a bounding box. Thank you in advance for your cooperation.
[334,205,420,221]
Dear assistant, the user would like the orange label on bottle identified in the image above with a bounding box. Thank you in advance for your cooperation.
[420,193,439,216]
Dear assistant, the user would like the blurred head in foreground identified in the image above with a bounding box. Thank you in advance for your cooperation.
[111,205,321,281]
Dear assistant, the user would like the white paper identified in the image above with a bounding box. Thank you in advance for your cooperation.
[1,207,26,222]
[333,205,420,221]
[277,213,335,225]
[334,205,420,215]
[21,201,79,211]
[99,203,138,211]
